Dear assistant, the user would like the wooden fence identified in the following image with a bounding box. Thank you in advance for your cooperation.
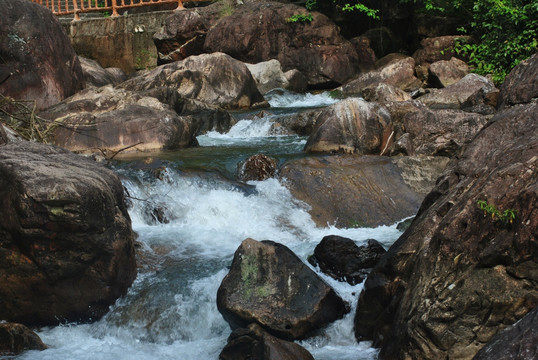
[30,0,187,20]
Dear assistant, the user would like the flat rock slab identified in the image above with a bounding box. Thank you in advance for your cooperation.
[279,155,424,228]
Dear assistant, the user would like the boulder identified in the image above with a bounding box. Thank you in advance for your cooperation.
[204,2,359,88]
[473,306,538,360]
[279,155,424,228]
[220,323,315,360]
[341,56,421,96]
[237,154,278,182]
[354,72,538,358]
[309,236,386,285]
[0,323,47,356]
[39,86,200,155]
[0,125,8,145]
[120,52,266,110]
[271,108,324,136]
[428,57,470,88]
[79,57,127,88]
[153,2,225,63]
[384,100,488,157]
[283,69,308,93]
[393,155,451,195]
[418,73,499,113]
[245,60,289,95]
[0,142,136,325]
[360,83,412,103]
[349,35,377,72]
[217,238,349,340]
[499,53,538,108]
[304,98,393,154]
[413,35,470,66]
[0,0,84,111]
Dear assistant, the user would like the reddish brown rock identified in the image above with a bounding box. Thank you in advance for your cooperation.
[120,52,265,110]
[0,142,137,325]
[237,154,278,182]
[304,98,393,155]
[217,238,349,340]
[428,57,469,88]
[203,2,359,88]
[361,83,412,103]
[279,155,423,228]
[413,35,470,66]
[354,69,538,359]
[0,0,84,111]
[0,323,47,356]
[499,53,538,108]
[220,323,315,360]
[349,35,377,72]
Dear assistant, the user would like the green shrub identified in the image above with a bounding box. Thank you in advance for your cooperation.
[287,13,314,23]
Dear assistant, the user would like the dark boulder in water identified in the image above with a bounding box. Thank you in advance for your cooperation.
[0,323,47,356]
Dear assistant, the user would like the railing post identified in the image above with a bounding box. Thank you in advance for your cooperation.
[73,0,80,20]
[176,0,184,10]
[112,0,119,17]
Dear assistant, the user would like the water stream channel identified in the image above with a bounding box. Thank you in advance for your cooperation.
[17,90,406,360]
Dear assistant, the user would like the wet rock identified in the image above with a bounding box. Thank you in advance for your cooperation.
[396,217,414,232]
[0,323,47,356]
[385,100,488,157]
[220,323,315,360]
[279,155,423,228]
[245,60,289,95]
[120,52,266,110]
[0,125,8,145]
[499,53,538,108]
[39,86,199,155]
[473,306,538,360]
[341,55,421,96]
[79,57,127,88]
[304,98,393,155]
[237,154,278,182]
[418,73,499,112]
[428,57,469,88]
[204,2,359,88]
[354,60,538,359]
[0,142,136,325]
[217,238,349,340]
[271,108,324,136]
[413,35,470,66]
[283,69,308,93]
[309,236,386,285]
[0,0,84,111]
[142,202,174,225]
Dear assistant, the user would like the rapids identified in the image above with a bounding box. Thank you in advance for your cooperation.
[16,90,404,360]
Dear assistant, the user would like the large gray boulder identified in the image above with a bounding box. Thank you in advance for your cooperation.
[0,0,84,111]
[217,238,349,340]
[0,142,136,325]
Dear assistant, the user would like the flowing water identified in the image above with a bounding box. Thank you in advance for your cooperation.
[16,90,405,360]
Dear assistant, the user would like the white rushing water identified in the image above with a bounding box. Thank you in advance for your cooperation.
[16,91,405,360]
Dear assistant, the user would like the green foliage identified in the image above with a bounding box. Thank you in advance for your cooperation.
[477,200,517,227]
[341,2,380,19]
[287,13,314,23]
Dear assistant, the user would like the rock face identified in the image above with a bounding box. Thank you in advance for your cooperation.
[279,156,423,228]
[473,306,538,360]
[385,100,488,157]
[204,2,359,88]
[499,53,538,108]
[0,142,137,325]
[309,236,386,285]
[245,60,290,95]
[341,56,421,95]
[121,52,265,110]
[0,0,84,111]
[354,58,538,359]
[220,323,315,360]
[418,73,499,112]
[237,154,278,182]
[79,57,127,88]
[413,35,469,65]
[304,99,393,154]
[428,57,469,88]
[0,323,47,356]
[217,238,349,340]
[39,86,200,155]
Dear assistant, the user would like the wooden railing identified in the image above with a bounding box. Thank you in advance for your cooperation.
[30,0,187,20]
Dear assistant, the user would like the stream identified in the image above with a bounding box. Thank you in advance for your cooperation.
[17,90,406,360]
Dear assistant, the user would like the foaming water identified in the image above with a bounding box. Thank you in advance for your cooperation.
[265,88,339,108]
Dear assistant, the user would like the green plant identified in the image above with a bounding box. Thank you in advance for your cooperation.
[287,13,314,23]
[477,200,517,227]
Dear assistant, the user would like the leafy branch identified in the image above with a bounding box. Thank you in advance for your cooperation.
[477,200,517,227]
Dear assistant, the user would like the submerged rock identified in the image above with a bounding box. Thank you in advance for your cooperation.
[0,142,136,325]
[354,56,538,359]
[0,0,84,111]
[220,323,314,360]
[0,323,47,356]
[237,154,278,182]
[217,238,349,340]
